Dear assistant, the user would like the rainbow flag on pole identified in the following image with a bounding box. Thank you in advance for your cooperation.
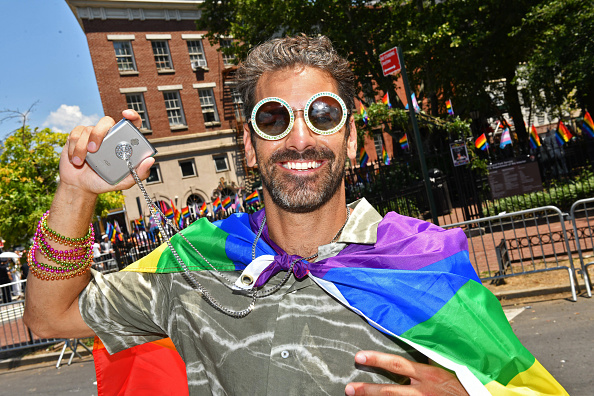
[381,144,390,165]
[199,202,208,216]
[381,92,391,108]
[555,121,573,146]
[222,196,232,210]
[475,133,488,151]
[212,197,222,213]
[580,112,594,138]
[359,104,369,125]
[95,210,567,395]
[359,147,369,168]
[446,99,454,115]
[246,190,260,205]
[399,134,409,150]
[529,125,541,149]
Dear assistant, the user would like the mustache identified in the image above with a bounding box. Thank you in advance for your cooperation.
[268,147,335,163]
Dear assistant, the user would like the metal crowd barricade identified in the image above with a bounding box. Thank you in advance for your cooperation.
[569,198,594,297]
[443,206,578,301]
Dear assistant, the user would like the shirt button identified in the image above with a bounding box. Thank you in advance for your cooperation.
[280,350,290,359]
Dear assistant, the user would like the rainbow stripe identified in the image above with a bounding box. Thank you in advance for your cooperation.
[222,196,232,210]
[556,121,573,146]
[382,92,391,108]
[382,145,390,165]
[529,125,541,149]
[181,206,190,219]
[358,147,369,167]
[399,134,408,150]
[199,202,208,216]
[120,211,567,395]
[246,190,259,205]
[212,197,222,213]
[359,104,368,125]
[475,133,488,151]
[580,112,594,138]
[446,99,454,115]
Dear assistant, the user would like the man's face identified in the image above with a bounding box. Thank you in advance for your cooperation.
[244,66,357,213]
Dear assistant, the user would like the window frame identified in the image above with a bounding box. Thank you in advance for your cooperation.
[213,154,229,172]
[187,40,208,70]
[151,40,174,72]
[198,88,220,125]
[146,164,162,184]
[219,38,235,66]
[163,90,187,129]
[113,40,137,73]
[179,159,197,178]
[125,93,151,131]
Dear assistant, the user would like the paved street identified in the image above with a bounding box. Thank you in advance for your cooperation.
[0,296,592,395]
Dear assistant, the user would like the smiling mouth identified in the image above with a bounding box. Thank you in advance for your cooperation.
[281,161,323,171]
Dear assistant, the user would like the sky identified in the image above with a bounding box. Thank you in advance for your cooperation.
[0,0,103,137]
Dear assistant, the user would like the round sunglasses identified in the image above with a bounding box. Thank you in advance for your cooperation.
[249,92,348,140]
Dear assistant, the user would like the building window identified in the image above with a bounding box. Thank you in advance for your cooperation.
[230,86,245,122]
[220,39,235,66]
[213,154,229,172]
[187,40,208,70]
[163,91,186,127]
[179,159,197,178]
[125,93,150,130]
[198,88,220,124]
[151,40,173,71]
[113,41,136,72]
[537,113,546,125]
[373,134,383,159]
[147,164,162,184]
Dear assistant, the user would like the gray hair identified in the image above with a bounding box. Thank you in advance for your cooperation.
[236,35,355,121]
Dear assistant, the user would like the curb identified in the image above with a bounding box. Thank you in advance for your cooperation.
[492,285,578,301]
[0,347,92,371]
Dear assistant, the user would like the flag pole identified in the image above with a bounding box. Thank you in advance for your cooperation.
[397,46,439,225]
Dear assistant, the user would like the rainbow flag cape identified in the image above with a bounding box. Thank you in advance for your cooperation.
[382,144,390,165]
[446,99,454,115]
[359,104,369,125]
[555,121,573,146]
[358,147,369,167]
[399,133,409,150]
[529,125,541,149]
[580,112,594,138]
[246,190,259,205]
[222,196,232,210]
[382,92,391,108]
[93,211,566,395]
[475,133,488,151]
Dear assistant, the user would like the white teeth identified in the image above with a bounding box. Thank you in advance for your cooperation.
[282,161,321,170]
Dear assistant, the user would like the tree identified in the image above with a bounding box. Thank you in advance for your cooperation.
[0,126,124,248]
[517,0,594,115]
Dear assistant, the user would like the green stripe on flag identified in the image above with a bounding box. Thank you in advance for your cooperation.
[402,280,534,386]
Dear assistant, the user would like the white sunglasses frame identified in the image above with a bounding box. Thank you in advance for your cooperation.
[249,92,348,141]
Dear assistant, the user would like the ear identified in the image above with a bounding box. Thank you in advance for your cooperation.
[346,115,357,163]
[243,123,257,167]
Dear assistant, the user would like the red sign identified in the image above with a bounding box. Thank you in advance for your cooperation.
[379,47,401,77]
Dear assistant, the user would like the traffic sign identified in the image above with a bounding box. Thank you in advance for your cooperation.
[379,47,401,77]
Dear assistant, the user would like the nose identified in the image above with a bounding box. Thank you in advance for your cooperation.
[284,110,316,152]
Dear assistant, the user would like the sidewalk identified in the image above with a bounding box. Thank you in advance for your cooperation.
[0,340,92,371]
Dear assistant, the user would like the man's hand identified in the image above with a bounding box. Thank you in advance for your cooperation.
[59,109,154,195]
[345,351,469,396]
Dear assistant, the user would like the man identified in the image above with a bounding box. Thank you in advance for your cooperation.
[24,35,564,395]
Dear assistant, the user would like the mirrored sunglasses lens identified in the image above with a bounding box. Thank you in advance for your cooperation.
[255,101,291,136]
[308,96,343,131]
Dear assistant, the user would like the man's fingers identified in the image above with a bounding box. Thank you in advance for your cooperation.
[122,109,142,129]
[346,382,416,396]
[355,351,420,380]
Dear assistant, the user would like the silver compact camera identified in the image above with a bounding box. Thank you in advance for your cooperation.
[85,119,157,185]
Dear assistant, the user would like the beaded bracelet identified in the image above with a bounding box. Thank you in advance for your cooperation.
[29,210,95,281]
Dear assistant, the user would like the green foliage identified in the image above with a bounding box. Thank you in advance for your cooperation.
[0,127,66,248]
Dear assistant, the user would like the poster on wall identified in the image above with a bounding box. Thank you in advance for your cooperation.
[450,142,470,167]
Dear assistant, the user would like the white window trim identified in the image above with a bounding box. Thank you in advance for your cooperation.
[107,34,135,41]
[120,87,148,94]
[158,85,184,91]
[182,34,204,40]
[146,34,172,40]
[193,82,216,89]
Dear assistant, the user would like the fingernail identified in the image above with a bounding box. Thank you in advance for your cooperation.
[87,141,96,151]
[345,385,355,396]
[354,353,367,364]
[72,156,82,166]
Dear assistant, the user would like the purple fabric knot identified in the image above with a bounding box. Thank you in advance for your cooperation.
[252,252,310,288]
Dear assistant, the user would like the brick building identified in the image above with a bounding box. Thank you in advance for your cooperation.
[66,0,247,227]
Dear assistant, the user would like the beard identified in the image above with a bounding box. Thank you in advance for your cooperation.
[258,145,346,213]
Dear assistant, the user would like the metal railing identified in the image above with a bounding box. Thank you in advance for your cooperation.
[569,198,594,297]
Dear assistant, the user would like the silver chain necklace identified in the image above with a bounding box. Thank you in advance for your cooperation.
[124,156,349,318]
